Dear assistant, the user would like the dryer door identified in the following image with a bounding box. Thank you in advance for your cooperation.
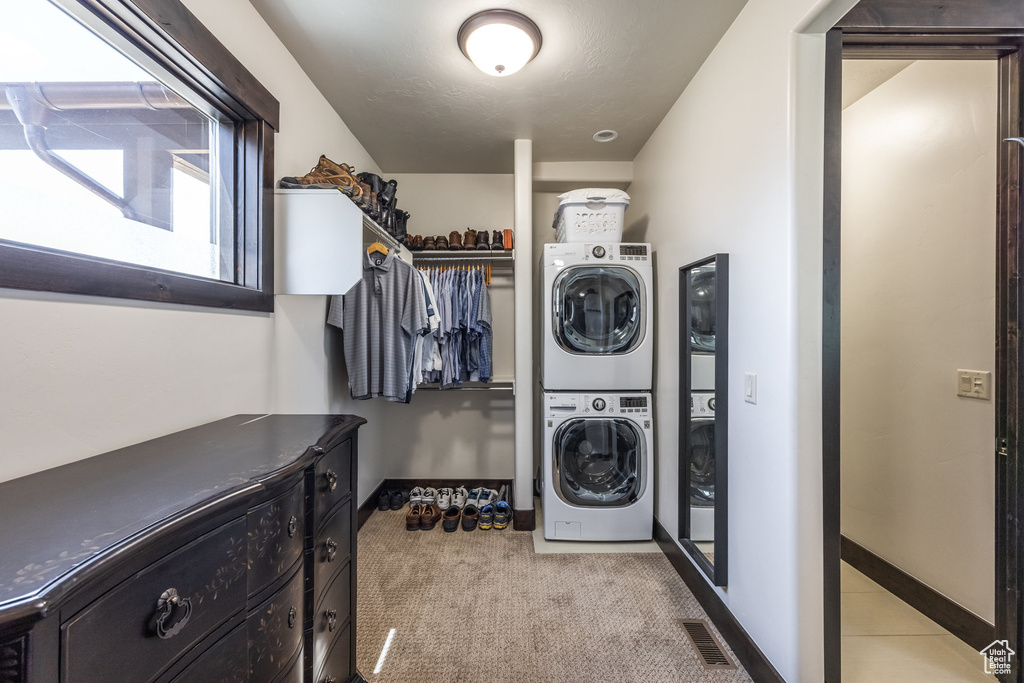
[689,418,716,506]
[690,264,718,352]
[553,266,645,355]
[553,418,643,507]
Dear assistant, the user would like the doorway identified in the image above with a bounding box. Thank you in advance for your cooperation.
[822,23,1024,683]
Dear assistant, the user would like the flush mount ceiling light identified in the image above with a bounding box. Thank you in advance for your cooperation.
[458,9,542,77]
[593,129,618,142]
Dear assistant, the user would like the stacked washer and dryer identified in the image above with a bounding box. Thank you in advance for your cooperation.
[540,189,655,541]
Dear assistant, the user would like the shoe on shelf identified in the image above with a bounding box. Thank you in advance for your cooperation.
[442,506,461,533]
[410,235,424,251]
[421,487,438,506]
[493,501,512,530]
[278,155,363,198]
[377,489,391,511]
[406,504,423,531]
[420,503,442,531]
[423,235,436,250]
[479,504,495,530]
[475,230,490,250]
[435,234,449,250]
[389,489,405,510]
[461,504,480,531]
[436,488,453,510]
[491,230,504,250]
[464,229,477,251]
[453,487,469,510]
[448,230,464,250]
[409,487,425,506]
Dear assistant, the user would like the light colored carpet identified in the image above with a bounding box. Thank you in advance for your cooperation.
[357,509,753,682]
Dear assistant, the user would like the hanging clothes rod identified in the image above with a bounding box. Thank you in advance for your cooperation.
[412,251,514,262]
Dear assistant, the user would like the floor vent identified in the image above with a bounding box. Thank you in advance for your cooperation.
[680,619,738,670]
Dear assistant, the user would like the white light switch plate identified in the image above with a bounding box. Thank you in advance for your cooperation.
[956,369,991,400]
[744,373,757,404]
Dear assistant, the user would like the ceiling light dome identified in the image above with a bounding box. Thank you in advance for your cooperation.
[458,9,542,77]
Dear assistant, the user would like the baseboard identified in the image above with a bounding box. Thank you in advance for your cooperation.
[513,508,536,531]
[358,480,386,530]
[654,519,784,683]
[840,535,995,651]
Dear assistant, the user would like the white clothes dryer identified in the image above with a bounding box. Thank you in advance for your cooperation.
[541,243,654,391]
[688,391,716,542]
[541,391,654,541]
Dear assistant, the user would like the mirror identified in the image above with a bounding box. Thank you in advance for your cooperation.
[679,254,728,586]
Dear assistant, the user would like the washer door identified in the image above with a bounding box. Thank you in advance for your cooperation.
[554,266,644,355]
[689,418,716,506]
[554,418,643,507]
[690,265,717,352]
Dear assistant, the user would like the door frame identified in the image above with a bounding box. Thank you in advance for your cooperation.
[822,25,1024,683]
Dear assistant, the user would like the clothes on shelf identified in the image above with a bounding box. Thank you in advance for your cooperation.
[327,248,494,401]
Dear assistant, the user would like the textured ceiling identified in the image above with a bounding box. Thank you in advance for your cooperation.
[249,0,749,173]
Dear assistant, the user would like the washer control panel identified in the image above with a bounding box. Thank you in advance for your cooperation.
[544,393,651,417]
[691,392,716,417]
[544,243,651,266]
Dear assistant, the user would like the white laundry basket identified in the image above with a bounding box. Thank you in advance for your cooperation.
[552,188,630,243]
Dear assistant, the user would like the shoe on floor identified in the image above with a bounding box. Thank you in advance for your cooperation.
[453,486,469,510]
[421,487,438,506]
[436,487,453,510]
[493,500,512,530]
[479,504,495,530]
[377,489,391,511]
[409,487,425,506]
[406,504,422,531]
[495,484,508,504]
[420,503,442,531]
[389,489,405,510]
[442,506,461,533]
[477,488,498,509]
[461,504,480,531]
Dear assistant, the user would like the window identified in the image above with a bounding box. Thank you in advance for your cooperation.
[0,0,279,310]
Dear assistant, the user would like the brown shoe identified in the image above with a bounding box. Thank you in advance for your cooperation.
[279,155,364,199]
[405,504,422,531]
[423,235,436,250]
[435,234,449,250]
[410,235,424,251]
[464,229,477,251]
[420,503,442,530]
[491,229,504,250]
[448,230,464,250]
[475,230,490,250]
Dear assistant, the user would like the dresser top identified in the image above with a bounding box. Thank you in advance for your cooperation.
[0,413,364,619]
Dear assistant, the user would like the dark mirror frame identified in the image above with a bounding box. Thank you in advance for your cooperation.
[679,253,728,586]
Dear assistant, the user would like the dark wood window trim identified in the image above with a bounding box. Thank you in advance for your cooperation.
[0,0,279,312]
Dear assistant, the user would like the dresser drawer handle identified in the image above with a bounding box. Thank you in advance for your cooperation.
[288,606,297,629]
[325,539,338,562]
[152,588,192,640]
[287,515,298,538]
[325,608,338,632]
[324,469,338,492]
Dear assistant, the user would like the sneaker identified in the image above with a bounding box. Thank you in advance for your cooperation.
[461,504,480,531]
[465,488,482,508]
[409,487,425,506]
[453,486,469,510]
[377,489,391,511]
[405,504,422,531]
[477,488,498,509]
[278,155,364,199]
[420,503,442,531]
[493,500,512,530]
[436,488,453,509]
[479,504,495,530]
[442,506,461,532]
[389,489,405,510]
[496,484,509,503]
[422,487,438,506]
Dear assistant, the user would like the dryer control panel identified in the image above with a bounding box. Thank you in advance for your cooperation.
[691,391,716,417]
[544,243,651,267]
[544,392,651,417]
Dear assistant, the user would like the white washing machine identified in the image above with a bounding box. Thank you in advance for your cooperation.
[541,391,654,541]
[541,243,653,391]
[688,391,716,542]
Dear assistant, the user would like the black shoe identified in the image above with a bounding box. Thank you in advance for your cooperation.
[377,489,391,511]
[442,506,461,532]
[389,489,404,510]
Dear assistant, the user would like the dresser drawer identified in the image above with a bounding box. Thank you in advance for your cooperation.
[314,439,351,523]
[64,518,247,683]
[168,622,247,683]
[275,649,304,683]
[313,501,351,602]
[248,565,304,683]
[312,564,351,675]
[247,481,304,597]
[314,623,351,683]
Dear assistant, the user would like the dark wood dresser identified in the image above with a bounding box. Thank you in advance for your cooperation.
[0,414,365,683]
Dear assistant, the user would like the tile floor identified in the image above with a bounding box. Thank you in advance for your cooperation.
[841,562,992,682]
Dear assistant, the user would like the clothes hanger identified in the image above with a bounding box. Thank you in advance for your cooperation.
[367,242,388,256]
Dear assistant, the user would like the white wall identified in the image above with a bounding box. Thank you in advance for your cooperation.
[841,60,996,623]
[0,0,384,492]
[626,0,857,680]
[355,174,516,482]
